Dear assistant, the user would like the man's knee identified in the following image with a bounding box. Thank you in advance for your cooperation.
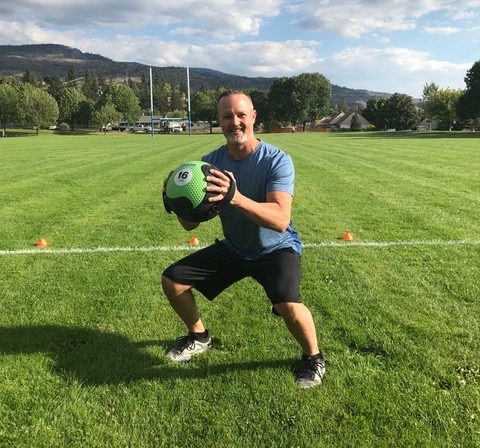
[273,301,304,318]
[161,275,191,300]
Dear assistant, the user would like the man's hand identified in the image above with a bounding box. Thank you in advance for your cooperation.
[162,170,173,213]
[206,169,237,206]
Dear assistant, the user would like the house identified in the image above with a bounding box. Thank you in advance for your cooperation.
[314,111,372,130]
[302,111,374,132]
[417,118,438,131]
[335,112,372,130]
[329,112,347,127]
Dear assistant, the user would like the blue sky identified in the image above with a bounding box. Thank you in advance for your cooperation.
[0,0,479,97]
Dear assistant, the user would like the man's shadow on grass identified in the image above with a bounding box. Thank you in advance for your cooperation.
[0,325,294,386]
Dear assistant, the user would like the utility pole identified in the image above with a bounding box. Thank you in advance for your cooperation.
[149,67,154,138]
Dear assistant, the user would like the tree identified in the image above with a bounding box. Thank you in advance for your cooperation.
[362,96,389,130]
[66,65,77,86]
[422,85,462,130]
[97,73,107,96]
[292,73,331,131]
[82,70,99,102]
[22,70,38,85]
[383,93,418,130]
[169,87,185,113]
[127,76,140,103]
[456,60,480,122]
[91,103,122,133]
[58,87,87,130]
[422,82,439,103]
[269,73,331,130]
[191,89,219,133]
[76,100,93,128]
[45,75,64,103]
[153,73,172,115]
[0,83,19,135]
[247,88,270,129]
[268,76,297,126]
[138,73,150,111]
[100,84,141,123]
[350,113,361,131]
[17,84,59,135]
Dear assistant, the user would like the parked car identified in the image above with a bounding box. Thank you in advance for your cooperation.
[118,122,129,132]
[128,124,148,133]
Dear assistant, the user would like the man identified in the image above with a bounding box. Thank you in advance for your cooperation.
[162,90,325,388]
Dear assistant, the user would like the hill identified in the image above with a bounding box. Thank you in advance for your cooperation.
[0,44,391,105]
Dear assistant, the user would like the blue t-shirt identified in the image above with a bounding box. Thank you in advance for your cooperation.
[202,141,302,259]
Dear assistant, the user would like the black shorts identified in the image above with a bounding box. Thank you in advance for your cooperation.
[162,241,302,305]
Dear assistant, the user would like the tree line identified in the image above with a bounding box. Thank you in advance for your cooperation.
[0,66,187,135]
[360,60,480,131]
[1,60,479,135]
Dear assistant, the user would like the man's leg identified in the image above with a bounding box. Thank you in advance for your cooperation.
[273,302,319,356]
[162,275,212,362]
[274,301,325,388]
[161,275,206,333]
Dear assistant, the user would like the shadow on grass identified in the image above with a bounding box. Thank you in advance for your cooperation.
[0,325,294,386]
[330,131,480,139]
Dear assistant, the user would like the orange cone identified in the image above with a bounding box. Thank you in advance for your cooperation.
[37,238,48,248]
[342,231,353,241]
[188,236,199,246]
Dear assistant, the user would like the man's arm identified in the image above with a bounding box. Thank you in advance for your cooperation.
[207,169,292,233]
[232,190,292,233]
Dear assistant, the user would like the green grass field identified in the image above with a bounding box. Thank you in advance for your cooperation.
[1,131,479,447]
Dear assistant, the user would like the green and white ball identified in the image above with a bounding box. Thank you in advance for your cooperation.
[165,161,219,222]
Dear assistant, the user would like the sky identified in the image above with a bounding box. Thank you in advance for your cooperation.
[0,0,479,98]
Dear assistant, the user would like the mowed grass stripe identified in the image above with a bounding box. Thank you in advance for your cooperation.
[294,134,478,197]
[282,134,480,241]
[1,134,225,247]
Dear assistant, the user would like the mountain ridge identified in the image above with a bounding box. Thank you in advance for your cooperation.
[0,43,391,105]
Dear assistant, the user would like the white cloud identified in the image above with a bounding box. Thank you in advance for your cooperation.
[422,26,460,34]
[0,20,77,45]
[287,0,479,38]
[2,0,283,38]
[80,36,321,75]
[320,46,471,96]
[287,0,429,37]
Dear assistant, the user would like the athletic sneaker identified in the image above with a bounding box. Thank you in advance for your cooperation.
[166,332,212,362]
[295,355,326,389]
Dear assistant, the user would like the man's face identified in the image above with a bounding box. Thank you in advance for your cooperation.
[218,94,256,145]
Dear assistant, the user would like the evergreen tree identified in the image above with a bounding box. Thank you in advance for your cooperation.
[457,60,480,122]
[138,73,150,111]
[45,75,64,103]
[22,70,37,85]
[350,113,361,131]
[169,87,185,112]
[82,70,99,102]
[66,65,77,86]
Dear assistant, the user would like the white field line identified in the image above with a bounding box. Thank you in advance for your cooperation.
[1,239,479,256]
